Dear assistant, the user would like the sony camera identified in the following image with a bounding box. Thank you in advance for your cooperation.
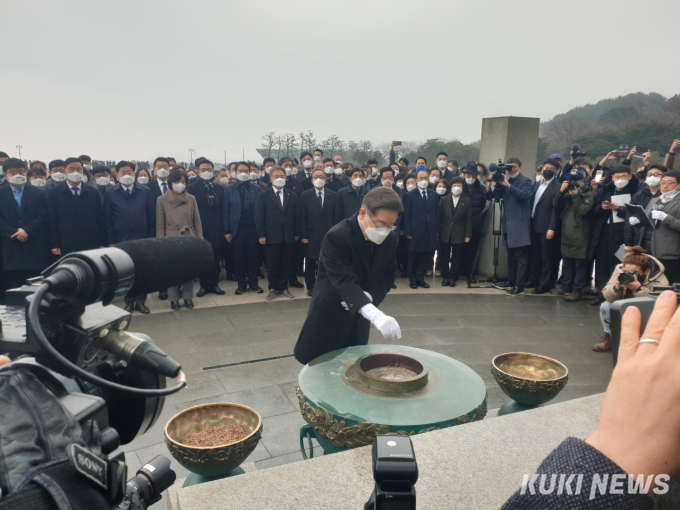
[492,160,513,183]
[618,269,640,286]
[571,144,587,158]
[364,435,419,510]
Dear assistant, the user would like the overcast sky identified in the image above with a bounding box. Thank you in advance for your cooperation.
[2,0,679,164]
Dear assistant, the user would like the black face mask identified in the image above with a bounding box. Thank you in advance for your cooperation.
[542,170,555,181]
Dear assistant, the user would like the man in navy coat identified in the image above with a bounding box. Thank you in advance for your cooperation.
[47,157,106,257]
[224,161,264,295]
[103,160,156,313]
[0,159,49,303]
[402,169,438,288]
[486,157,533,295]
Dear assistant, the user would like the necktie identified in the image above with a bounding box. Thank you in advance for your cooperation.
[162,181,167,195]
[318,191,323,208]
[422,190,427,201]
[73,187,79,197]
[126,188,131,196]
[276,190,282,206]
[13,187,22,208]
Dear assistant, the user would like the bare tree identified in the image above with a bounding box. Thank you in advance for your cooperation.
[261,132,277,157]
[276,135,284,159]
[659,96,680,123]
[598,104,645,132]
[359,140,373,152]
[545,117,593,148]
[282,133,297,156]
[348,141,359,161]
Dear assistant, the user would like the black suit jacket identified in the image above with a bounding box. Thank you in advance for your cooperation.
[254,187,299,244]
[47,183,106,255]
[148,178,170,200]
[337,185,368,220]
[326,177,347,193]
[438,195,472,244]
[299,187,341,259]
[402,188,438,252]
[0,184,49,271]
[285,177,304,197]
[530,179,560,234]
[103,183,155,245]
[187,180,224,248]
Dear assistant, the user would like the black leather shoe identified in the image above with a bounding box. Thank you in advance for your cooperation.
[210,286,225,295]
[124,303,134,313]
[590,295,605,306]
[235,287,246,295]
[507,287,524,296]
[184,299,194,309]
[416,281,430,289]
[442,279,450,287]
[531,288,548,295]
[196,287,207,297]
[307,289,314,296]
[266,289,278,301]
[390,284,397,289]
[497,280,512,288]
[249,285,264,293]
[170,301,180,310]
[135,303,150,314]
[409,283,418,289]
[450,280,456,287]
[159,291,168,300]
[278,289,294,298]
[289,280,304,289]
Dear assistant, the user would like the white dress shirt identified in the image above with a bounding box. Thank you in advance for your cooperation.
[452,195,460,208]
[68,182,83,195]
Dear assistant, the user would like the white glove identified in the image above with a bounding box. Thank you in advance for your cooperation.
[628,216,641,226]
[651,210,668,222]
[359,303,402,340]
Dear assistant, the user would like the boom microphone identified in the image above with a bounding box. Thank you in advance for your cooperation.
[117,236,214,297]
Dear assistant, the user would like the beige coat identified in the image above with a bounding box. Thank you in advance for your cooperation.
[602,255,668,303]
[156,190,203,238]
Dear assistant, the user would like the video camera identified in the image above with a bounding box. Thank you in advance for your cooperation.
[0,237,214,507]
[563,169,582,191]
[491,160,513,183]
[364,435,419,510]
[571,144,587,158]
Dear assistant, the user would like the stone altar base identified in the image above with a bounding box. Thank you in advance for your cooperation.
[167,393,608,509]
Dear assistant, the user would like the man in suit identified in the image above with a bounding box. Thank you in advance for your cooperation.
[148,157,172,201]
[377,167,403,198]
[327,162,348,192]
[92,165,114,202]
[528,159,561,294]
[338,168,368,219]
[224,161,264,295]
[299,168,341,296]
[294,187,403,365]
[402,169,438,288]
[279,157,305,288]
[438,177,472,287]
[297,151,315,181]
[103,160,156,314]
[47,157,106,256]
[0,158,49,303]
[255,167,299,300]
[258,157,276,188]
[188,158,225,297]
[486,157,533,295]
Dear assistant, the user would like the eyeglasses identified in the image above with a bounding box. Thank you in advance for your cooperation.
[367,214,397,231]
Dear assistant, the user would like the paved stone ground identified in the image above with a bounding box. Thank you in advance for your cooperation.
[118,276,613,510]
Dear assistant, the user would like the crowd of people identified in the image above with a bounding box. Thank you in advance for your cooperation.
[0,139,679,351]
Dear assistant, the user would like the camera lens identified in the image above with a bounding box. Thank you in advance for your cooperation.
[126,455,176,502]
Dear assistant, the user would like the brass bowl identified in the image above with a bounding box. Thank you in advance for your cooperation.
[491,353,568,406]
[164,403,262,477]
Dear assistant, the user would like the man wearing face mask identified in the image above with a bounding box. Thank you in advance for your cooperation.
[485,157,533,295]
[460,162,488,281]
[298,151,314,181]
[299,168,341,296]
[625,164,666,252]
[338,168,368,219]
[435,152,452,181]
[259,157,276,188]
[103,160,155,314]
[403,169,438,288]
[366,159,380,190]
[27,166,48,190]
[92,165,114,202]
[47,159,66,188]
[149,156,172,201]
[0,158,49,303]
[378,167,403,198]
[327,162,347,193]
[188,157,226,298]
[46,157,106,256]
[255,167,300,300]
[437,177,471,287]
[78,154,94,186]
[294,187,402,364]
[279,157,306,288]
[313,148,324,162]
[528,159,561,294]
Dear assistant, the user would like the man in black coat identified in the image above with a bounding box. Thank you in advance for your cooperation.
[299,168,341,296]
[528,159,561,294]
[0,159,49,302]
[188,158,226,297]
[103,160,156,313]
[337,168,368,219]
[255,167,300,300]
[402,169,438,288]
[294,187,403,365]
[460,162,488,280]
[147,157,172,200]
[280,157,305,288]
[46,157,106,256]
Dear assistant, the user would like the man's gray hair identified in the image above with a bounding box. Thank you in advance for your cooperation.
[361,187,404,216]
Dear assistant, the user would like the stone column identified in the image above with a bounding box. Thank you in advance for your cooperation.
[476,116,540,279]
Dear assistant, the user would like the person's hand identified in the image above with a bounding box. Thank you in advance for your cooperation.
[652,210,668,222]
[568,186,579,197]
[406,236,412,240]
[671,139,680,153]
[624,273,642,291]
[569,150,575,163]
[224,233,232,243]
[51,248,61,256]
[590,180,599,191]
[464,237,470,243]
[10,228,28,242]
[302,239,309,244]
[643,151,652,165]
[585,291,680,485]
[294,236,299,242]
[372,312,402,341]
[486,180,492,190]
[560,181,569,193]
[0,355,10,366]
[628,146,637,159]
[610,202,620,211]
[108,244,115,247]
[390,141,397,151]
[624,246,634,254]
[546,230,554,240]
[606,150,618,161]
[399,230,404,236]
[629,216,641,226]
[259,237,266,245]
[501,173,510,187]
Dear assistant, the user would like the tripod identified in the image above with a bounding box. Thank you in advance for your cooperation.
[467,190,507,290]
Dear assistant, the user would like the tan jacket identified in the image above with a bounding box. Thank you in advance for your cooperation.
[156,190,203,238]
[602,255,668,303]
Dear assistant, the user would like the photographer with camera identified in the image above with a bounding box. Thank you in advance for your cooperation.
[593,247,668,352]
[485,158,533,295]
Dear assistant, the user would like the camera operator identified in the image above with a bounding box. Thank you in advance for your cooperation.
[593,247,668,352]
[485,157,533,295]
